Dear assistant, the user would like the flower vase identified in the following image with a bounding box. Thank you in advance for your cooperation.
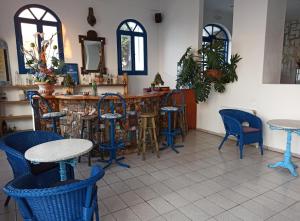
[35,82,55,96]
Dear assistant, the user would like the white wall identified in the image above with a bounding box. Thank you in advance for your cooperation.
[197,0,300,155]
[0,0,161,94]
[158,0,203,88]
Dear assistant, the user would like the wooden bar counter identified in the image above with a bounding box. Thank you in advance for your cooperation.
[37,89,196,150]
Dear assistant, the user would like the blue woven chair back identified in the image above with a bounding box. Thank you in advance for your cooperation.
[219,109,255,124]
[0,131,63,178]
[97,93,126,120]
[1,131,62,154]
[161,89,185,108]
[4,165,105,221]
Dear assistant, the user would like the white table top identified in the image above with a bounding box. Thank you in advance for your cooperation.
[25,139,93,163]
[267,119,300,130]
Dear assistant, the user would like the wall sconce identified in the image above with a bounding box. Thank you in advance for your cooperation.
[87,7,96,26]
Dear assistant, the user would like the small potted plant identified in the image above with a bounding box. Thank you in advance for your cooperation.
[152,73,165,91]
[63,74,75,95]
[95,73,104,84]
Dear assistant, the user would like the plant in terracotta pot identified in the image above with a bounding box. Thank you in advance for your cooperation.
[176,43,241,102]
[63,74,75,95]
[22,32,64,95]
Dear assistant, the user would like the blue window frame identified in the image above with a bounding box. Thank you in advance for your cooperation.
[202,24,229,62]
[14,4,64,74]
[117,19,147,75]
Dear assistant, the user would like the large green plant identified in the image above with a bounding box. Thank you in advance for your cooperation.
[177,41,241,102]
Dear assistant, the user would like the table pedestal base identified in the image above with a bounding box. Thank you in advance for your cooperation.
[59,159,77,181]
[267,130,298,177]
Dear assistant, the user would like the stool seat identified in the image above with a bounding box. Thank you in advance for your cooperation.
[161,106,178,112]
[81,114,97,120]
[42,112,66,119]
[101,113,122,119]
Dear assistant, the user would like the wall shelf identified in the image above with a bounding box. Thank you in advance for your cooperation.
[0,100,29,104]
[0,115,32,120]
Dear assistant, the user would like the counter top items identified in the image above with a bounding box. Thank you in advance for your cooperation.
[218,109,263,159]
[25,138,92,181]
[267,119,300,176]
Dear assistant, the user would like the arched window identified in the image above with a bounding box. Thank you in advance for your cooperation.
[14,4,64,74]
[117,19,147,75]
[202,24,230,62]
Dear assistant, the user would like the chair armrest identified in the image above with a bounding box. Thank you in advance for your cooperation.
[222,115,243,135]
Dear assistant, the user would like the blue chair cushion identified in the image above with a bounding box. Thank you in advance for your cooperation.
[161,106,179,112]
[101,113,122,119]
[42,112,66,119]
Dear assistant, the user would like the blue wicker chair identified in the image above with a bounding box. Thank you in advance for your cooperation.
[219,109,263,159]
[0,131,74,206]
[3,165,104,221]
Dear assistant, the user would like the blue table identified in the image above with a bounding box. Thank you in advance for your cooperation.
[267,119,300,177]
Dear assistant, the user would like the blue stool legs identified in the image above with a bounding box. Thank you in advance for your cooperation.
[161,111,184,153]
[100,119,130,169]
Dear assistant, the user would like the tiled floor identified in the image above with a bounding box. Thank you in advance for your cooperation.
[1,130,300,221]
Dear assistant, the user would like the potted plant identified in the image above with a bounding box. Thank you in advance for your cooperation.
[152,73,165,91]
[22,32,64,95]
[95,73,104,84]
[177,42,242,102]
[63,74,75,95]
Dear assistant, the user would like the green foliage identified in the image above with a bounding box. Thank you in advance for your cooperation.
[63,74,75,87]
[176,42,242,102]
[153,72,164,86]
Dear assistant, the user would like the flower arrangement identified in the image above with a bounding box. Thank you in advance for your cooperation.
[22,32,64,85]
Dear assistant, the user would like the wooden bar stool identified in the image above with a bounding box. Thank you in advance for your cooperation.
[138,113,159,160]
[79,115,97,166]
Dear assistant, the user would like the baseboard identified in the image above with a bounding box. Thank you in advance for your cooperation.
[196,128,300,159]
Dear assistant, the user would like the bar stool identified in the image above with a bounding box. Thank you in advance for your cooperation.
[78,115,97,166]
[27,91,66,134]
[138,113,159,160]
[98,93,130,169]
[160,90,185,153]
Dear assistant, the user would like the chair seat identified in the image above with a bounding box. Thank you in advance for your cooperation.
[243,126,260,133]
[101,113,122,119]
[161,106,179,112]
[42,112,66,119]
[30,162,58,175]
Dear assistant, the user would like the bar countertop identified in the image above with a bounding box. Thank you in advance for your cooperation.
[44,91,169,100]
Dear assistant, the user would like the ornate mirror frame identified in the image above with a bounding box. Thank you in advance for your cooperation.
[79,30,106,75]
[0,39,11,85]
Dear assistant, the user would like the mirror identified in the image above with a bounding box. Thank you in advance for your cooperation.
[0,39,11,85]
[79,30,106,75]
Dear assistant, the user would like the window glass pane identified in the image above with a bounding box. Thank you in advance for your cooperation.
[205,26,212,35]
[42,12,57,22]
[134,25,143,33]
[216,31,226,40]
[30,7,46,20]
[42,25,59,67]
[120,24,129,31]
[202,29,209,37]
[127,22,137,31]
[134,36,144,71]
[21,23,37,69]
[121,35,132,71]
[19,9,35,19]
[212,26,221,35]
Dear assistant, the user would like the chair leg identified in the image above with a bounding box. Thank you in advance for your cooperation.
[259,141,264,155]
[239,143,244,159]
[4,196,10,207]
[218,134,229,150]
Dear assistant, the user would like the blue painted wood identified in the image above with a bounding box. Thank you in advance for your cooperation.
[59,159,77,181]
[268,126,298,177]
[116,19,147,75]
[14,4,64,74]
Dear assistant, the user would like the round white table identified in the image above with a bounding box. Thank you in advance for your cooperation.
[267,119,300,176]
[25,139,93,181]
